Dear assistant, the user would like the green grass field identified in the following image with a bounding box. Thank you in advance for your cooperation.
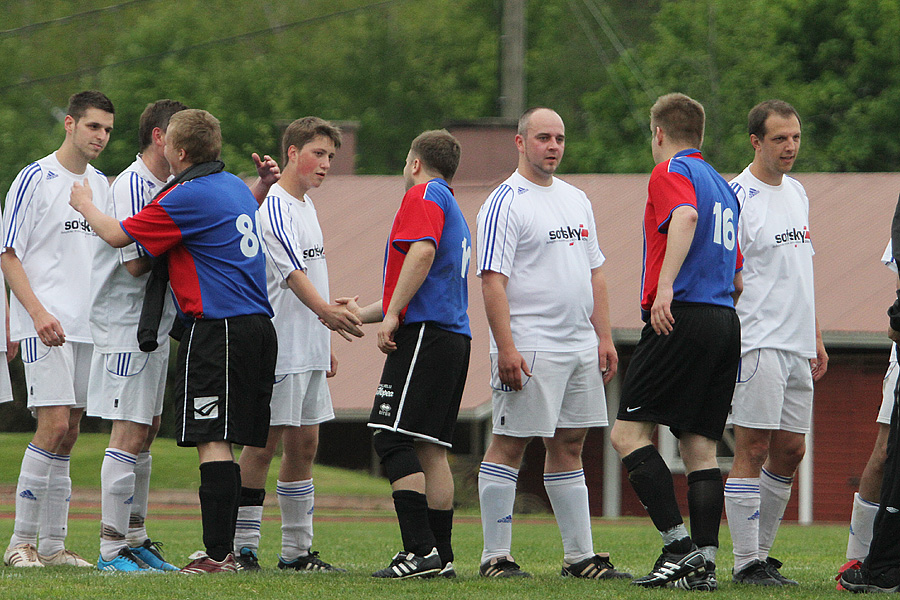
[0,433,856,599]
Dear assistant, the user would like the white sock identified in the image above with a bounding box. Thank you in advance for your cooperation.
[847,492,879,562]
[38,453,71,557]
[544,469,593,564]
[478,462,518,564]
[724,477,760,573]
[10,443,53,548]
[127,452,152,546]
[234,505,263,553]
[758,468,792,561]
[278,479,314,562]
[100,449,137,561]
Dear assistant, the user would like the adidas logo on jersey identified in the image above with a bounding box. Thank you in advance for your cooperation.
[517,187,528,194]
[46,171,58,180]
[748,188,759,198]
[19,490,36,501]
[497,514,513,524]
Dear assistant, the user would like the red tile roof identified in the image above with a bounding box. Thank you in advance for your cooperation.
[306,172,900,417]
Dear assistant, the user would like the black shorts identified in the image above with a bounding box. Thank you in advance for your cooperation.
[367,321,470,447]
[175,314,277,448]
[617,302,740,440]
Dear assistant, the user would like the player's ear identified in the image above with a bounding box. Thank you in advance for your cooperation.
[64,114,76,135]
[750,134,762,151]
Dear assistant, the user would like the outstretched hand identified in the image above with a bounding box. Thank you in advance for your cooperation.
[252,153,280,187]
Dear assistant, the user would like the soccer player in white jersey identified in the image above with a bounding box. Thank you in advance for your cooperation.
[474,107,628,580]
[90,100,187,572]
[836,240,898,587]
[233,117,362,571]
[724,99,828,586]
[2,91,114,568]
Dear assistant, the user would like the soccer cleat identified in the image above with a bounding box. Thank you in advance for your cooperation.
[836,559,863,591]
[561,553,632,579]
[438,562,457,578]
[97,547,151,572]
[277,550,346,572]
[39,548,92,567]
[371,548,441,579]
[632,546,705,588]
[764,556,798,585]
[732,559,782,586]
[4,543,43,567]
[479,556,532,578]
[179,551,239,574]
[130,539,178,571]
[235,547,261,571]
[840,566,900,593]
[673,560,718,591]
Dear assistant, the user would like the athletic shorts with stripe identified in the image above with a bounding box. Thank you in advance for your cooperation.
[367,321,470,448]
[20,339,91,410]
[175,314,276,448]
[87,348,168,425]
[617,302,740,440]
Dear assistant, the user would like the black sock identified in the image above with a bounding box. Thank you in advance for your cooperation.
[239,486,266,507]
[687,468,723,550]
[231,462,242,549]
[392,490,436,557]
[199,460,238,562]
[622,445,684,533]
[427,508,454,565]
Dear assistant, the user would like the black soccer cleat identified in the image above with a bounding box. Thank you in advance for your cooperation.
[840,566,900,593]
[673,560,717,591]
[632,546,705,588]
[480,556,532,578]
[732,559,781,586]
[561,553,632,579]
[372,548,441,579]
[278,550,346,572]
[235,547,261,571]
[765,556,798,585]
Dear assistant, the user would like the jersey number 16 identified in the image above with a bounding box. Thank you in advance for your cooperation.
[712,202,735,251]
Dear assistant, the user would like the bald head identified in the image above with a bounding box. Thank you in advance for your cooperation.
[516,108,565,185]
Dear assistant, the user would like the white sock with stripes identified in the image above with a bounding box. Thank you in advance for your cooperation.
[724,477,760,573]
[544,469,594,564]
[10,443,53,548]
[127,452,152,547]
[38,453,71,557]
[100,449,137,561]
[478,462,518,564]
[278,479,314,562]
[758,467,793,561]
[234,505,263,553]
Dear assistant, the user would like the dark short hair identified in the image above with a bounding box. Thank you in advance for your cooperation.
[748,99,801,138]
[138,99,188,150]
[650,93,705,148]
[166,109,221,164]
[410,129,461,182]
[67,90,115,121]
[281,117,342,167]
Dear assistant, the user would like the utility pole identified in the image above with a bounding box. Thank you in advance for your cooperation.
[500,0,525,120]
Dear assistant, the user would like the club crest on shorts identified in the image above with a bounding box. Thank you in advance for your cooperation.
[193,396,219,420]
[379,403,392,417]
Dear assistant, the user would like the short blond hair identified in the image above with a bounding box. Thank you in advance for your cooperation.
[167,109,222,164]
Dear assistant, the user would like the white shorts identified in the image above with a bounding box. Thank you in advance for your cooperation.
[87,349,168,425]
[20,339,92,410]
[730,348,813,433]
[0,352,13,405]
[490,347,608,438]
[877,360,899,425]
[269,371,334,427]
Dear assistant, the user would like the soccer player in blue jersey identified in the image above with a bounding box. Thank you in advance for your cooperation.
[342,130,471,579]
[70,109,277,574]
[609,93,743,590]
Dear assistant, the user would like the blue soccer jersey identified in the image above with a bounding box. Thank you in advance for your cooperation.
[383,178,471,337]
[121,171,272,320]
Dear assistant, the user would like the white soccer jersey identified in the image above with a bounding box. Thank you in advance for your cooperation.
[3,152,109,343]
[258,183,330,374]
[730,166,816,357]
[476,170,605,353]
[882,240,898,364]
[90,155,175,352]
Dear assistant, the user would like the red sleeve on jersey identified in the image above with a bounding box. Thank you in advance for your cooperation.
[735,240,744,271]
[649,165,697,232]
[390,186,445,254]
[121,199,182,258]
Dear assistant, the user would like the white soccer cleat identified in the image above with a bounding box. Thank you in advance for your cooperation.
[4,543,43,567]
[39,548,93,567]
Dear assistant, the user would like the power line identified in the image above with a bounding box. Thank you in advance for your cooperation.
[0,0,408,93]
[0,0,159,40]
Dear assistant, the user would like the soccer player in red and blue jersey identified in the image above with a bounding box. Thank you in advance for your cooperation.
[610,93,743,590]
[70,109,278,574]
[344,130,471,579]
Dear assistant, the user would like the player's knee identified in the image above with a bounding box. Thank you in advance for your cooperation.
[373,430,422,483]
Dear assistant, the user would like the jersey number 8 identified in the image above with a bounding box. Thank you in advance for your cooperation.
[236,213,261,258]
